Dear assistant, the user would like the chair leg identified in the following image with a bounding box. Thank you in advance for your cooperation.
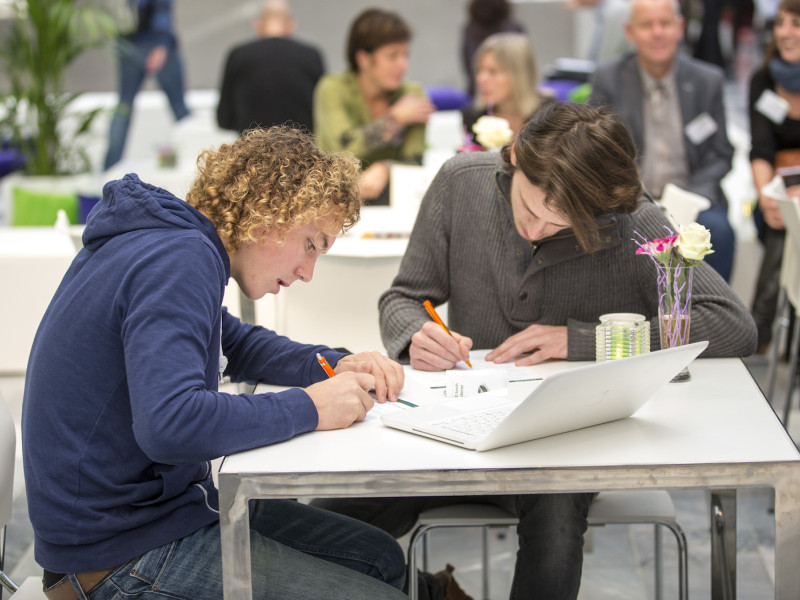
[656,520,689,600]
[783,313,800,426]
[711,492,736,600]
[408,524,433,600]
[654,525,663,600]
[1,570,20,594]
[766,289,790,401]
[481,526,490,600]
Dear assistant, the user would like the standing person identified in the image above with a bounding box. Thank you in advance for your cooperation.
[217,0,324,133]
[313,8,434,205]
[104,0,190,171]
[23,126,409,600]
[749,0,800,351]
[314,103,757,600]
[589,0,737,282]
[461,0,525,97]
[462,32,549,145]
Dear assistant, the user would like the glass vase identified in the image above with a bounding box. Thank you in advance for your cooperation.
[657,264,693,382]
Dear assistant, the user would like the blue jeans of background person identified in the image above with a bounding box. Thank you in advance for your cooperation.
[103,38,190,171]
[695,205,735,282]
[311,492,594,600]
[49,500,407,600]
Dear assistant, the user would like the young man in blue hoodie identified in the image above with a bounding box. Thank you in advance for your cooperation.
[22,127,409,600]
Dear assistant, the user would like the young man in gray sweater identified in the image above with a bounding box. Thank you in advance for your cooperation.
[314,102,756,600]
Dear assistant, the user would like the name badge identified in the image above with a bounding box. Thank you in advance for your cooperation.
[755,89,790,124]
[684,112,718,145]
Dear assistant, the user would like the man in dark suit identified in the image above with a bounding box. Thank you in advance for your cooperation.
[217,0,323,133]
[589,0,736,281]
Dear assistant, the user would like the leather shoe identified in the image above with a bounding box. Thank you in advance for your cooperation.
[433,563,474,600]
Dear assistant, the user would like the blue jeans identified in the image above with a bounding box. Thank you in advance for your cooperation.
[695,205,735,282]
[312,492,594,600]
[103,38,190,171]
[51,500,407,600]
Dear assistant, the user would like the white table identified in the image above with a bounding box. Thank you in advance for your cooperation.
[0,227,76,372]
[218,358,800,599]
[270,236,408,352]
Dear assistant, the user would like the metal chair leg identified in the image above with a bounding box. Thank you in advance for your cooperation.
[783,314,800,426]
[658,521,689,600]
[481,526,490,600]
[711,491,736,600]
[766,288,790,401]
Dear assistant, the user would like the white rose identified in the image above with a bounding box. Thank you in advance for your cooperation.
[472,116,514,150]
[675,222,714,262]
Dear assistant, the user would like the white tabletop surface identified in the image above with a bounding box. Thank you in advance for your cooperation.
[0,227,76,256]
[221,358,800,477]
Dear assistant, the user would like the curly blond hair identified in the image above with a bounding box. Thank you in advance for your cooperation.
[186,126,362,251]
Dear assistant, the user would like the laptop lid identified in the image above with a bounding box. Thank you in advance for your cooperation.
[381,341,708,451]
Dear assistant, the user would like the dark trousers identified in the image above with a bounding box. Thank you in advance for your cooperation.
[752,224,786,348]
[312,492,594,600]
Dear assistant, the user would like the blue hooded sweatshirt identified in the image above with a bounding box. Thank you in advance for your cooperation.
[22,174,345,572]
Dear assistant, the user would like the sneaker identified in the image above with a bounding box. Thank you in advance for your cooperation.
[433,564,475,600]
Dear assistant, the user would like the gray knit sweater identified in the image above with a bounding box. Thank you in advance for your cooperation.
[379,151,757,361]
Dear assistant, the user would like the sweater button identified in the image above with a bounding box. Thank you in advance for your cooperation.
[518,292,528,301]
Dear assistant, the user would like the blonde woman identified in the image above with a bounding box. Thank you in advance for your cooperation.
[462,32,550,146]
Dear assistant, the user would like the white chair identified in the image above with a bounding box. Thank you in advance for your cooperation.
[763,176,800,426]
[659,183,711,228]
[0,391,46,599]
[407,490,688,600]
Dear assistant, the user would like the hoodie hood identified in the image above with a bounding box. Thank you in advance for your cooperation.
[83,174,228,271]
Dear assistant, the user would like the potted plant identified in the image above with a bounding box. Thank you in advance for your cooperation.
[0,0,121,225]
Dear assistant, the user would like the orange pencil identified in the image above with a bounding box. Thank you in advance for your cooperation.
[422,300,473,368]
[316,353,337,378]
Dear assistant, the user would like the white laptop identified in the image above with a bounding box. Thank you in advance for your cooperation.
[381,341,708,451]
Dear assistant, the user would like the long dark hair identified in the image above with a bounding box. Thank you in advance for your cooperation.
[502,103,643,252]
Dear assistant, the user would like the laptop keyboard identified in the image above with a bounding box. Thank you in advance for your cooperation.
[433,406,515,437]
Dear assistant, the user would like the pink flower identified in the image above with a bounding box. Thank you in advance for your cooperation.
[634,235,678,256]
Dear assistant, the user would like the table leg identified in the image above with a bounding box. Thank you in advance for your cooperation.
[774,477,800,599]
[220,476,254,600]
[710,490,736,600]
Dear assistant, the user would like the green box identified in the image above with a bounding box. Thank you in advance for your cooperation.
[12,186,79,226]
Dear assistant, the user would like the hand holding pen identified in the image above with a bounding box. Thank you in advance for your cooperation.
[317,352,405,403]
[408,301,474,371]
[307,354,375,430]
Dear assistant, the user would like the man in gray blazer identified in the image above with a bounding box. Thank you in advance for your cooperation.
[589,0,735,281]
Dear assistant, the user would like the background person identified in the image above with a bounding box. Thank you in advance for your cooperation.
[589,0,737,282]
[462,32,549,145]
[104,0,190,171]
[313,8,434,205]
[315,102,757,600]
[461,0,526,97]
[217,0,324,133]
[23,127,408,600]
[749,0,800,352]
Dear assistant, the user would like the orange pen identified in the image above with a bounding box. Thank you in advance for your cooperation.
[316,353,336,378]
[422,300,473,368]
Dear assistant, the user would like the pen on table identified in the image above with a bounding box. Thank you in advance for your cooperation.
[316,353,337,378]
[422,300,472,368]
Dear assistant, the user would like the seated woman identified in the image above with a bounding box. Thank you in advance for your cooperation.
[750,0,800,352]
[462,32,550,148]
[313,8,434,205]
